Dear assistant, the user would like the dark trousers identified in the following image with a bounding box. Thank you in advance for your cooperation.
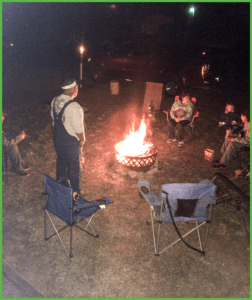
[4,144,23,172]
[56,145,80,194]
[167,119,190,141]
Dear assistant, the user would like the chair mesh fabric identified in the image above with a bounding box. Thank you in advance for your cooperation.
[44,175,99,224]
[44,175,74,224]
[175,198,199,217]
[138,179,217,222]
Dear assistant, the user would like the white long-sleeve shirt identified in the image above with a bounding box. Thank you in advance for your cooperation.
[235,122,250,145]
[170,99,194,121]
[51,94,85,141]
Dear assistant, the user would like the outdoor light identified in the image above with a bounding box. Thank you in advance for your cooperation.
[189,6,195,17]
[184,5,197,55]
[79,45,85,88]
[79,45,85,56]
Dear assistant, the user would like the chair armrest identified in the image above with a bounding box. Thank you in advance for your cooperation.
[163,109,171,121]
[139,192,162,206]
[188,111,199,125]
[97,197,113,205]
[73,202,98,211]
[73,197,113,211]
[194,111,199,118]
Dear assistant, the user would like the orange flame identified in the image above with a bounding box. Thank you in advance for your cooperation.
[115,117,153,157]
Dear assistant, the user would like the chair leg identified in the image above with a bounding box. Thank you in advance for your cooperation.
[3,153,9,181]
[69,226,73,258]
[45,209,71,258]
[151,211,159,255]
[156,221,208,255]
[44,208,48,241]
[156,222,162,256]
[195,221,203,251]
[44,204,100,258]
[202,206,213,251]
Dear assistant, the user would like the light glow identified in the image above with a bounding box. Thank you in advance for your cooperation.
[79,45,85,54]
[189,6,195,16]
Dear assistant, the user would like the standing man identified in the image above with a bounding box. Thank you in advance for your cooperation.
[51,78,85,194]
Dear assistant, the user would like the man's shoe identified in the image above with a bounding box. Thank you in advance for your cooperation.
[212,163,227,169]
[167,139,176,143]
[178,141,185,147]
[13,170,29,177]
[22,165,30,171]
[97,199,106,205]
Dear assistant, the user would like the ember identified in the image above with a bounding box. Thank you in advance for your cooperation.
[115,117,158,168]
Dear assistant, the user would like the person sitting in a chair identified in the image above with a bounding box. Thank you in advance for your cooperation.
[167,92,194,147]
[2,111,29,177]
[213,109,250,169]
[219,103,239,139]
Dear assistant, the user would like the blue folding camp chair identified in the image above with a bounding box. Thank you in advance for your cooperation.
[43,175,112,258]
[138,179,217,256]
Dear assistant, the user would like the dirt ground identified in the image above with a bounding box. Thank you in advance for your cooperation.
[2,64,250,298]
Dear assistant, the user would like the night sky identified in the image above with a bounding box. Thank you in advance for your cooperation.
[2,2,250,68]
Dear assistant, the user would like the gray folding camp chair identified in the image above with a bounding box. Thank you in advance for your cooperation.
[138,179,217,256]
[43,175,112,258]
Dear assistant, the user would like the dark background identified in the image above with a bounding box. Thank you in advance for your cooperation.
[2,2,250,70]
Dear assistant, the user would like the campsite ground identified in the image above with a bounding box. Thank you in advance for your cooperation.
[2,62,250,298]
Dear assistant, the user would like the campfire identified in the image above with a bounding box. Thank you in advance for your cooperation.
[115,117,158,169]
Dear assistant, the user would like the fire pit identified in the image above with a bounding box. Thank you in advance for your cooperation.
[114,117,158,170]
[115,142,158,168]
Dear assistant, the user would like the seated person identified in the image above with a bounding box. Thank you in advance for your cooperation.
[219,103,239,139]
[213,109,250,169]
[2,111,30,176]
[167,92,194,147]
